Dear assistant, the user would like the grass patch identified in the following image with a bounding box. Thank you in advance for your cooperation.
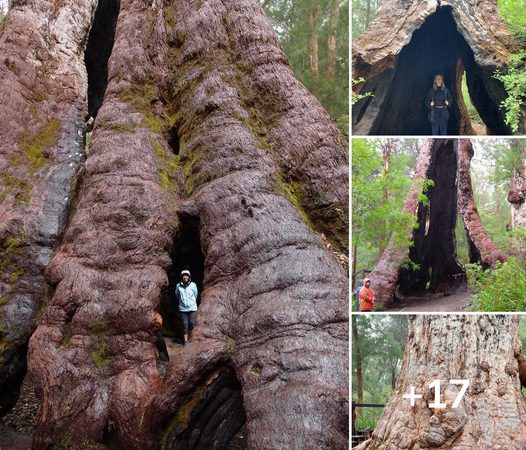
[468,257,526,311]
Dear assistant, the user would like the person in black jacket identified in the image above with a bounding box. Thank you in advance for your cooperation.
[426,74,452,135]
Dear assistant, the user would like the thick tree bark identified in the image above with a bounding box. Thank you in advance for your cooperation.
[356,315,526,449]
[13,0,349,448]
[369,139,434,303]
[352,0,524,135]
[0,0,98,414]
[457,139,507,265]
[508,140,526,257]
[325,0,340,80]
[372,139,504,306]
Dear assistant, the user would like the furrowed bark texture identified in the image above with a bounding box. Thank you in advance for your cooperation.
[352,0,523,135]
[457,139,507,265]
[508,140,526,257]
[0,0,98,414]
[21,0,348,448]
[369,139,434,304]
[356,315,526,450]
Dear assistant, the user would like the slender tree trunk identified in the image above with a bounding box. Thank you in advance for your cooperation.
[379,139,392,254]
[365,0,371,27]
[356,315,526,449]
[352,241,358,289]
[508,140,526,257]
[325,0,340,80]
[309,0,320,82]
[352,316,364,404]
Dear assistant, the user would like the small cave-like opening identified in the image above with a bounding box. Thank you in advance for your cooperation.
[365,7,511,135]
[84,0,120,119]
[398,140,464,294]
[159,215,205,350]
[162,368,247,450]
[168,125,181,155]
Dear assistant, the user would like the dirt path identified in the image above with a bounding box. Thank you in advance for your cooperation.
[387,285,473,312]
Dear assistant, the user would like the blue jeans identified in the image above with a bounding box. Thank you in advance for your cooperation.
[181,311,196,334]
[431,108,448,135]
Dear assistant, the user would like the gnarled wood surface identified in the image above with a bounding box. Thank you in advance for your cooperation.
[0,0,351,448]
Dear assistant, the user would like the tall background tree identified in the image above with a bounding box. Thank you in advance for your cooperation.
[261,0,349,134]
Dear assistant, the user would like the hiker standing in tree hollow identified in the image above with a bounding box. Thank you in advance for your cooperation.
[175,270,198,345]
[427,74,452,136]
[359,278,376,312]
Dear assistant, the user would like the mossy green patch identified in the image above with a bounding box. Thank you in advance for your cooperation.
[8,269,23,284]
[60,320,72,349]
[90,342,111,369]
[150,139,179,191]
[89,318,110,335]
[18,118,60,174]
[99,122,135,133]
[161,384,208,448]
[272,173,313,228]
[0,293,12,306]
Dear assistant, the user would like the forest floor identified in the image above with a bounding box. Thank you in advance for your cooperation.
[0,376,37,450]
[387,284,473,312]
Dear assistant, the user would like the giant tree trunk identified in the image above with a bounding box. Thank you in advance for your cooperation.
[356,315,526,449]
[508,140,526,258]
[352,0,524,135]
[0,0,104,415]
[372,139,504,306]
[0,0,351,448]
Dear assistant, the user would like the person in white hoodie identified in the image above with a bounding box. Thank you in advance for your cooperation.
[175,270,198,345]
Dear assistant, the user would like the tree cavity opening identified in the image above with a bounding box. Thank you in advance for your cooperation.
[398,140,464,295]
[358,6,511,135]
[162,367,247,450]
[159,214,205,345]
[84,0,120,119]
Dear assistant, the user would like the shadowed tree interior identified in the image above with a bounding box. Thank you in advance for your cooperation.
[398,140,464,294]
[162,368,246,450]
[354,7,512,135]
[160,215,205,341]
[84,0,120,119]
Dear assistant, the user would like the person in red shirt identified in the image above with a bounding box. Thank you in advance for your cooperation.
[359,278,376,312]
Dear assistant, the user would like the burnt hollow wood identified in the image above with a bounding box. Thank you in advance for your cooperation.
[352,1,524,135]
[370,139,504,306]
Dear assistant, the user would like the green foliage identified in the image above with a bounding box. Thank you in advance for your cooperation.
[494,51,526,132]
[351,78,373,106]
[18,118,60,174]
[262,0,349,132]
[352,316,408,432]
[461,75,484,126]
[468,258,526,311]
[498,0,526,44]
[352,138,423,276]
[493,1,526,131]
[352,0,379,39]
